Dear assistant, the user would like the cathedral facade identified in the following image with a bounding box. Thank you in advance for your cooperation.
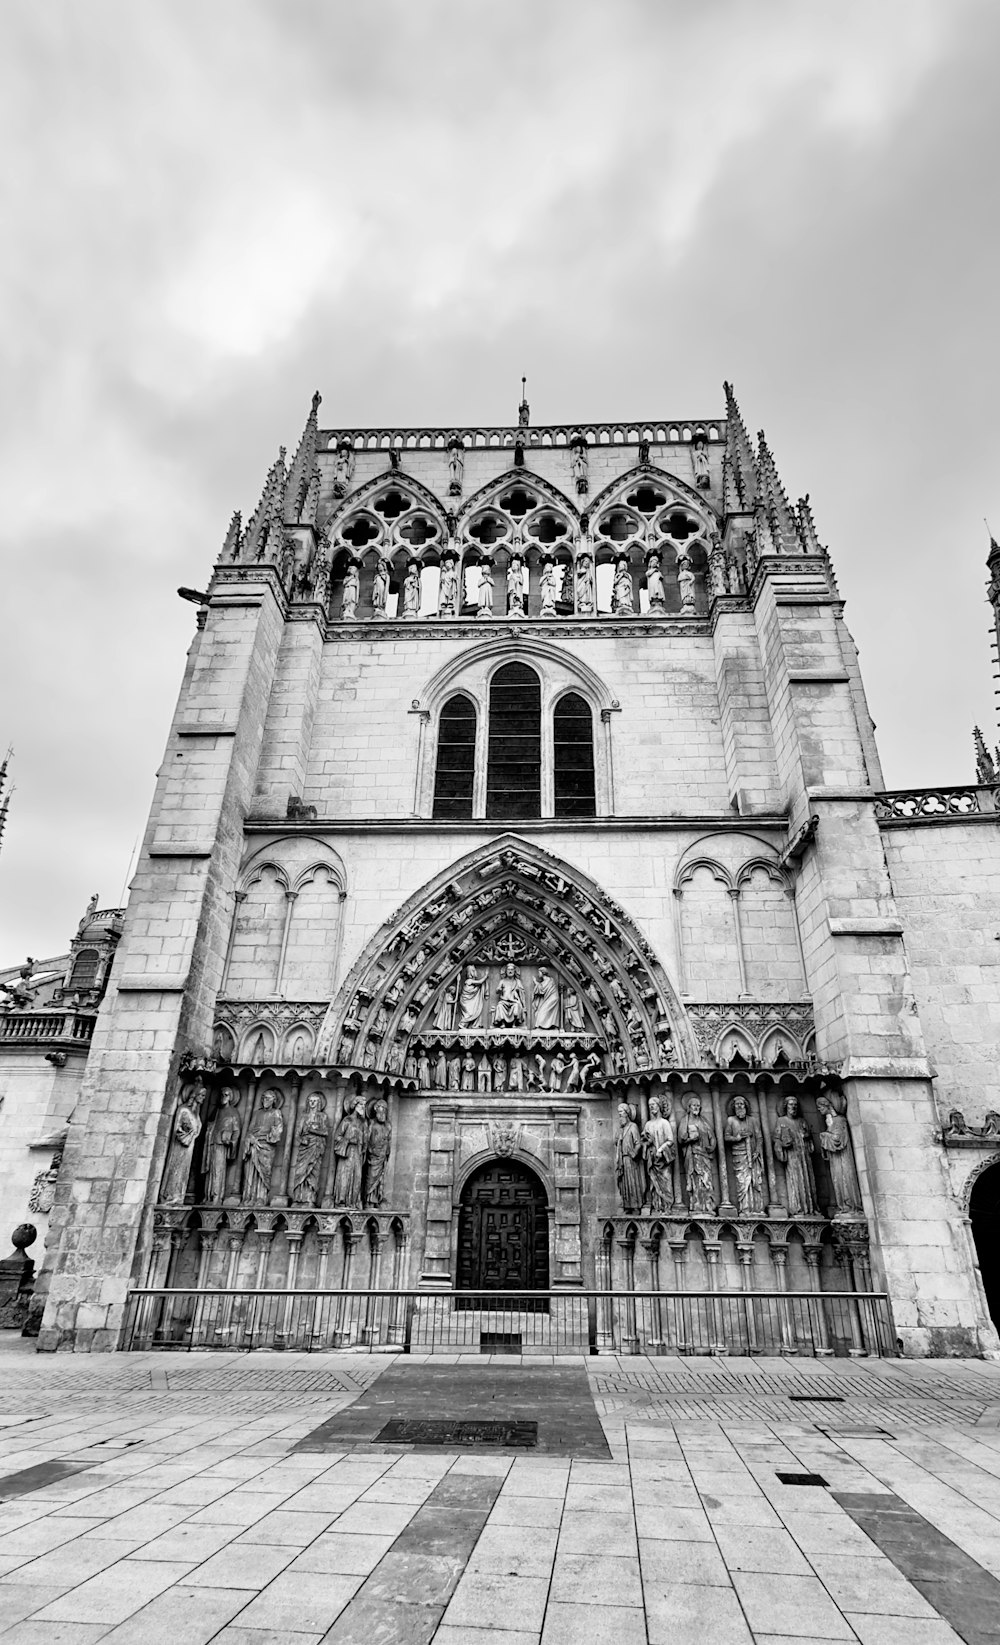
[24,387,1000,1355]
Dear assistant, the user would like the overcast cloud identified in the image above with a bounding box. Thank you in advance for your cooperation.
[2,0,999,960]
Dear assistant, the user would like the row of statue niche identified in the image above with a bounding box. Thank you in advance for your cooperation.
[337,549,700,622]
[160,1087,392,1212]
[407,1044,602,1093]
[615,1091,863,1220]
[433,963,584,1033]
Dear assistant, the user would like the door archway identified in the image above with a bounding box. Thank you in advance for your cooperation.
[971,1161,1000,1331]
[457,1159,550,1299]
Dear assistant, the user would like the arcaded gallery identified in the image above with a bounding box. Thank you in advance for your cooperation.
[10,384,1000,1358]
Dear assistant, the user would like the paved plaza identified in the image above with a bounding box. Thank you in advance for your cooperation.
[1,1344,1000,1644]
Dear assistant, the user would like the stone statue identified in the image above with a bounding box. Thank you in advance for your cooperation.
[434,1047,448,1088]
[461,1052,476,1092]
[772,1092,817,1216]
[205,1088,241,1204]
[402,562,421,619]
[417,1049,431,1088]
[330,1098,366,1207]
[457,964,488,1029]
[612,557,634,615]
[160,1087,205,1205]
[563,986,585,1031]
[638,437,651,467]
[477,563,494,619]
[491,1052,507,1090]
[477,1053,491,1092]
[363,1098,392,1207]
[438,555,459,617]
[507,555,525,616]
[448,440,465,496]
[571,439,589,495]
[642,1095,676,1212]
[531,967,560,1030]
[677,554,696,612]
[679,1095,716,1212]
[724,1093,765,1215]
[333,440,354,497]
[817,1093,863,1217]
[615,1101,646,1213]
[371,556,391,619]
[241,1090,285,1205]
[290,1092,329,1205]
[492,963,526,1028]
[575,552,595,615]
[508,1055,526,1093]
[692,436,710,488]
[548,1051,567,1091]
[645,553,666,614]
[341,560,360,620]
[447,1054,461,1090]
[432,978,457,1031]
[539,561,559,618]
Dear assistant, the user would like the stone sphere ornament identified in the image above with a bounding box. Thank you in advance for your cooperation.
[11,1224,37,1251]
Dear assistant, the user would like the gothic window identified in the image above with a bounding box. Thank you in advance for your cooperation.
[553,693,596,818]
[486,663,541,820]
[433,695,477,820]
[67,948,99,991]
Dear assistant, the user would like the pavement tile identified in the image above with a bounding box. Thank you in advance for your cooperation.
[0,1519,89,1559]
[845,1617,965,1645]
[809,1550,940,1616]
[447,1455,513,1476]
[235,1570,363,1632]
[130,1520,238,1562]
[468,1523,559,1576]
[443,1570,550,1632]
[645,1582,754,1645]
[556,1509,636,1555]
[541,1601,646,1644]
[2,1537,132,1589]
[238,1510,341,1546]
[32,1559,195,1625]
[98,1583,249,1643]
[392,1505,487,1557]
[731,1571,856,1639]
[356,1477,437,1505]
[563,1482,632,1513]
[319,1593,443,1645]
[274,1488,363,1514]
[777,1511,883,1555]
[549,1552,643,1607]
[362,1548,466,1605]
[284,1533,396,1576]
[634,1504,714,1541]
[0,1585,70,1630]
[323,1501,418,1536]
[498,1474,568,1501]
[712,1523,814,1573]
[213,1631,323,1645]
[640,1535,732,1586]
[486,1494,564,1529]
[184,1492,293,1527]
[436,1630,539,1645]
[183,1541,298,1589]
[0,1625,110,1644]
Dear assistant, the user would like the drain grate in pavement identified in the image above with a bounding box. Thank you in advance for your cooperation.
[376,1419,537,1448]
[776,1471,829,1487]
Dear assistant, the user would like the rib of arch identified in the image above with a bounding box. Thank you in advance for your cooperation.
[455,469,582,532]
[315,836,696,1070]
[323,470,450,545]
[415,633,618,716]
[585,463,720,529]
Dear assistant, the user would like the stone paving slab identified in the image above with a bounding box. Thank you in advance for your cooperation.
[0,1342,999,1641]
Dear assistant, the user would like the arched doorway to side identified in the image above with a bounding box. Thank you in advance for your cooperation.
[971,1160,1000,1332]
[457,1158,550,1301]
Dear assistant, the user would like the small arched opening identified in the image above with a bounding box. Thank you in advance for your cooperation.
[971,1161,1000,1331]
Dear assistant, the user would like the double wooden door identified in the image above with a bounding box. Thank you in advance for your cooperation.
[457,1161,549,1296]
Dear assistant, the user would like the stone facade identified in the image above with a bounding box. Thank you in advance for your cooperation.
[15,387,1000,1355]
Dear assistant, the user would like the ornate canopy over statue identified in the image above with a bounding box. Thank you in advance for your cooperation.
[317,836,691,1082]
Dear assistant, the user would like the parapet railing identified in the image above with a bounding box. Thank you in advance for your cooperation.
[121,1286,894,1359]
[0,1012,95,1043]
[874,785,999,823]
[324,420,724,453]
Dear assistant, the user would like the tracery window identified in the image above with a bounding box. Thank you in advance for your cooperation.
[553,693,596,818]
[432,696,477,820]
[486,663,541,820]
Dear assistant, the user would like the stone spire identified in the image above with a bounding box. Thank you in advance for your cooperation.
[220,509,242,562]
[242,447,287,563]
[0,749,11,857]
[722,382,757,509]
[973,726,998,785]
[796,494,823,555]
[756,432,803,554]
[285,391,321,522]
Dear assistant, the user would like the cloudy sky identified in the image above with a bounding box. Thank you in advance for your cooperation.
[2,0,999,961]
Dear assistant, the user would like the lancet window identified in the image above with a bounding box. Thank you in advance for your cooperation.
[432,696,477,820]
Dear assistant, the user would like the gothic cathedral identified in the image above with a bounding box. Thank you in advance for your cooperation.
[27,388,1000,1355]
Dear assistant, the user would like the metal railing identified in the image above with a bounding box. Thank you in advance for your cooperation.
[121,1287,894,1358]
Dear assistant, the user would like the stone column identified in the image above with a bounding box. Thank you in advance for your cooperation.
[804,1243,833,1356]
[771,1244,797,1354]
[736,1241,760,1355]
[421,1104,457,1286]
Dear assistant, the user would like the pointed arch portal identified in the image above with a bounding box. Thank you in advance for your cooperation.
[318,836,691,1079]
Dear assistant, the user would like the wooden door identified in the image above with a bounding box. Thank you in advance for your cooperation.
[457,1161,549,1297]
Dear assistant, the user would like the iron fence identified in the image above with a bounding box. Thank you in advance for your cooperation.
[121,1286,895,1358]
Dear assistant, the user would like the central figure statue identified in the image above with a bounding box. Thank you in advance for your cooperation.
[456,962,488,1029]
[492,962,526,1028]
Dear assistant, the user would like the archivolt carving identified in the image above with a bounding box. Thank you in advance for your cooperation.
[317,837,694,1075]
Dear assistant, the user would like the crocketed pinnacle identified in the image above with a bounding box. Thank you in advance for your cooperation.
[796,495,823,555]
[242,447,287,562]
[756,432,803,554]
[973,726,998,785]
[285,390,321,521]
[221,510,242,562]
[723,382,758,510]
